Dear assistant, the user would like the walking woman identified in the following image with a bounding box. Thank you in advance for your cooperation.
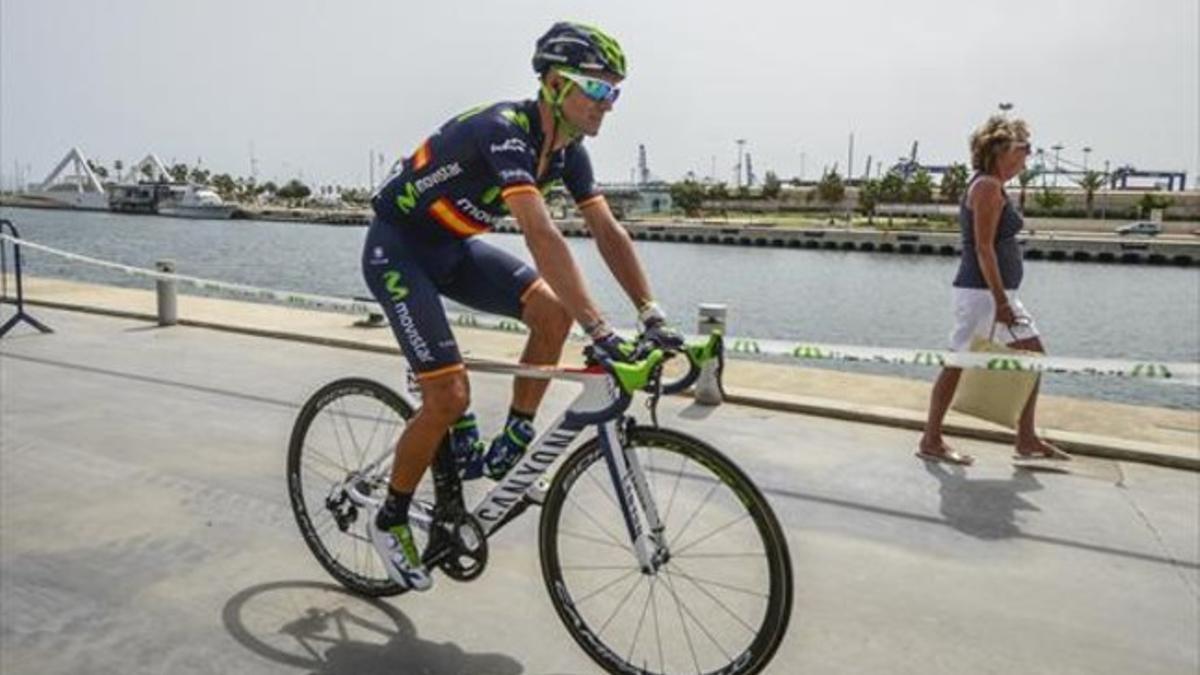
[917,115,1070,465]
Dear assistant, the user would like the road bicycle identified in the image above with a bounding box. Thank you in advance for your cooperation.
[287,336,792,674]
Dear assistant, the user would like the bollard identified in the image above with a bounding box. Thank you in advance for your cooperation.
[695,303,726,405]
[155,260,177,326]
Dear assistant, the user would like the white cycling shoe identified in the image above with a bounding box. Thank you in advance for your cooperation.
[369,520,433,592]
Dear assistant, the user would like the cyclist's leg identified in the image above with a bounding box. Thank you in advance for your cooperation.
[364,222,472,490]
[362,221,472,588]
[441,237,572,477]
[442,237,572,414]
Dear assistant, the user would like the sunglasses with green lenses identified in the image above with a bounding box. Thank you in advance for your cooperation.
[559,70,621,104]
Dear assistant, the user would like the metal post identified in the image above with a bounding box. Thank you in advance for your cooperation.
[0,219,53,338]
[155,260,177,326]
[695,303,726,405]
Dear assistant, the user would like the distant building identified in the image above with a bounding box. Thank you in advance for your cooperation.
[598,181,673,217]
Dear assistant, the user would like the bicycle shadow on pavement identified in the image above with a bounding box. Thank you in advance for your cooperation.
[223,580,524,675]
[922,462,1045,540]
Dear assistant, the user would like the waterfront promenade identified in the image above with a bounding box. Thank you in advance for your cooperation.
[1,304,1197,674]
[8,275,1198,463]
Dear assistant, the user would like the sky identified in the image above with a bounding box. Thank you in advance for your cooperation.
[1,0,1197,190]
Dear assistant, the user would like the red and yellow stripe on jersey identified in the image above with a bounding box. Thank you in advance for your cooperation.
[500,184,540,201]
[411,139,433,171]
[428,197,490,238]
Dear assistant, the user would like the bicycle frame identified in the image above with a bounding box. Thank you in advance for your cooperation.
[346,360,668,573]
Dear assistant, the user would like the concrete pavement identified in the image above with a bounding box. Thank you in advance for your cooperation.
[1,308,1197,674]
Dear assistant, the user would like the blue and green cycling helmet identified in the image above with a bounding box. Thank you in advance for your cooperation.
[532,22,626,79]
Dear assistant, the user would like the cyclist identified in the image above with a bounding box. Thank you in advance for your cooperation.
[362,22,682,591]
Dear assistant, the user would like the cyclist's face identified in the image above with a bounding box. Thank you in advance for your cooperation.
[559,72,621,137]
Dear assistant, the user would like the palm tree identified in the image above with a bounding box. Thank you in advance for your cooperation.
[905,168,934,204]
[1016,169,1039,213]
[939,163,969,204]
[858,178,881,226]
[878,171,905,227]
[1075,170,1106,219]
[816,170,845,207]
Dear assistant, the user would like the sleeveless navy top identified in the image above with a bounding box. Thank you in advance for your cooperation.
[953,174,1024,289]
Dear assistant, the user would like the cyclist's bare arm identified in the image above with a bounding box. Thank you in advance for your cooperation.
[505,190,606,329]
[580,198,654,308]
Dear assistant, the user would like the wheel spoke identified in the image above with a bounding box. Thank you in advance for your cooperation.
[673,513,753,557]
[661,567,703,673]
[660,452,690,534]
[666,562,769,599]
[560,529,635,551]
[662,568,732,664]
[666,566,760,635]
[565,491,633,553]
[561,564,640,572]
[597,574,646,636]
[627,576,657,664]
[335,398,363,461]
[668,477,723,549]
[574,567,641,606]
[582,463,624,514]
[673,552,766,560]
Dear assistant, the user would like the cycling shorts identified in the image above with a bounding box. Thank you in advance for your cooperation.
[361,218,543,380]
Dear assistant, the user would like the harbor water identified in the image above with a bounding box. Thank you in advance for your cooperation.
[2,206,1198,410]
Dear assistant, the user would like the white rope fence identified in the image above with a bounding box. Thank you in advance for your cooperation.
[3,233,1197,386]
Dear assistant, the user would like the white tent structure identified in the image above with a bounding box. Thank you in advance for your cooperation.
[121,154,173,184]
[33,147,108,209]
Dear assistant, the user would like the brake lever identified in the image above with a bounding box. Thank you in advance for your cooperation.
[644,363,664,428]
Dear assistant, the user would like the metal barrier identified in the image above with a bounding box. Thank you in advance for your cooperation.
[0,220,53,338]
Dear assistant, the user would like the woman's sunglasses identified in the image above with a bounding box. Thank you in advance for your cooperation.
[559,70,621,104]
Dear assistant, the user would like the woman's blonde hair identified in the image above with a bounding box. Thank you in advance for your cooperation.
[970,115,1030,173]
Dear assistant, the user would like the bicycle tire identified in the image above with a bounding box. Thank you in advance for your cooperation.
[539,426,792,675]
[287,377,413,597]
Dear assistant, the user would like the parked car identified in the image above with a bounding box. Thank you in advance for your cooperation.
[1115,221,1163,236]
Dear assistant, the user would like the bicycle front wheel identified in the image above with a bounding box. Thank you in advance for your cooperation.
[539,426,793,675]
[287,377,413,597]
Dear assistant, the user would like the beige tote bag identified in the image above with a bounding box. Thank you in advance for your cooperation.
[950,324,1040,428]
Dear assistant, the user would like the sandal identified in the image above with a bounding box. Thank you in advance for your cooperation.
[1013,442,1071,462]
[915,449,974,466]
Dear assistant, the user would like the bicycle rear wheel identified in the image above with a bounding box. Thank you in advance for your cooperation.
[287,377,413,597]
[539,426,792,675]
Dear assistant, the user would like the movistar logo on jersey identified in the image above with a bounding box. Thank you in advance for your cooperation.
[395,162,464,214]
[382,270,409,301]
[500,108,531,133]
[455,197,500,225]
[490,138,528,154]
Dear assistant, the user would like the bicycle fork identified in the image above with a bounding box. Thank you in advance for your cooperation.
[598,418,669,574]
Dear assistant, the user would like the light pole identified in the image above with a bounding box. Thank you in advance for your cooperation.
[1102,159,1111,220]
[735,139,747,189]
[1050,144,1064,187]
[998,101,1014,116]
[1082,146,1092,172]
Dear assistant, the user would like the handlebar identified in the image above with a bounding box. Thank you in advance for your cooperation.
[584,331,724,396]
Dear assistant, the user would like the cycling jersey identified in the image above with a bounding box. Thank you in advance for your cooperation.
[363,97,603,380]
[372,98,604,239]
